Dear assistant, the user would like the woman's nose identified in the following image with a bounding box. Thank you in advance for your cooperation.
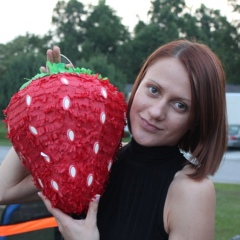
[148,100,166,121]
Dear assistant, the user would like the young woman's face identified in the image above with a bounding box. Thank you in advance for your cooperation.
[130,57,192,147]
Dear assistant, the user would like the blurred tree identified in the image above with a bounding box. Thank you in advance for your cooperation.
[51,0,87,62]
[148,0,187,41]
[117,0,240,84]
[114,0,189,83]
[81,0,130,60]
[0,36,46,118]
[191,4,240,84]
[227,0,240,39]
[115,22,167,83]
[76,54,127,93]
[228,0,240,13]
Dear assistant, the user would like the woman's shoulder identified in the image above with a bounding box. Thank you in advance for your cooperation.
[164,165,216,238]
[168,165,215,205]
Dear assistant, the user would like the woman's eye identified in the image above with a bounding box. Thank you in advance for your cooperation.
[148,86,159,95]
[175,102,188,111]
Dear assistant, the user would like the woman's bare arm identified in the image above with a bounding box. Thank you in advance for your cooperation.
[0,147,39,204]
[165,167,215,240]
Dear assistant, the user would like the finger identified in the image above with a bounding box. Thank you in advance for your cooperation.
[66,63,74,69]
[45,46,61,63]
[38,192,72,223]
[85,194,100,225]
[40,66,47,73]
[46,49,54,63]
[53,46,61,63]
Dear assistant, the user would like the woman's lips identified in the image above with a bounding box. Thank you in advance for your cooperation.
[140,117,161,133]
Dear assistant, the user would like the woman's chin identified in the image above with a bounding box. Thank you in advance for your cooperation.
[132,133,158,147]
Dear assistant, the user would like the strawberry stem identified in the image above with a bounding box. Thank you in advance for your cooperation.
[20,61,107,90]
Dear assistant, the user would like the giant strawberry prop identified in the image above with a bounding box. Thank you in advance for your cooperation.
[4,61,127,214]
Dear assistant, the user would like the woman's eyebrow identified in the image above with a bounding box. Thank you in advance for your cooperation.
[146,78,162,88]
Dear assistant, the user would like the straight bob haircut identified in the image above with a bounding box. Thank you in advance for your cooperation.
[127,39,227,180]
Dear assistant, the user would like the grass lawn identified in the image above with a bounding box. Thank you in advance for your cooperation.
[0,120,10,146]
[215,183,240,240]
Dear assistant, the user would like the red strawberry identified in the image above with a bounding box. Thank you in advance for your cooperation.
[4,62,127,214]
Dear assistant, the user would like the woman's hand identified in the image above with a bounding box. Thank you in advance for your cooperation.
[40,46,73,73]
[38,192,100,240]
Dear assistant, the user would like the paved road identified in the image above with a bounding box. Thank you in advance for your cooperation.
[0,146,239,184]
[209,150,240,184]
[0,146,11,162]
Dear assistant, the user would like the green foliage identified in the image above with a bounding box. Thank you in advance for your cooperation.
[0,37,46,118]
[76,54,127,93]
[0,120,10,146]
[81,0,130,59]
[195,5,240,84]
[0,54,45,112]
[51,0,87,63]
[215,183,240,240]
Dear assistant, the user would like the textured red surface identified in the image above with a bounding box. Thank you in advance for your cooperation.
[4,73,127,214]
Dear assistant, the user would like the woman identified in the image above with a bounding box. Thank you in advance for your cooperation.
[0,39,227,240]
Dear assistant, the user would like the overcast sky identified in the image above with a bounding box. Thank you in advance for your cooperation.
[0,0,233,44]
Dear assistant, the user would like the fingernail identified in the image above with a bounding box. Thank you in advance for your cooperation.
[92,194,101,203]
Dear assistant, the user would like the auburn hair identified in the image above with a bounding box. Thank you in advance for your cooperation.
[127,39,227,180]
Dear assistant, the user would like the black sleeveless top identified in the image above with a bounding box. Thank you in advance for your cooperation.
[97,138,187,240]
